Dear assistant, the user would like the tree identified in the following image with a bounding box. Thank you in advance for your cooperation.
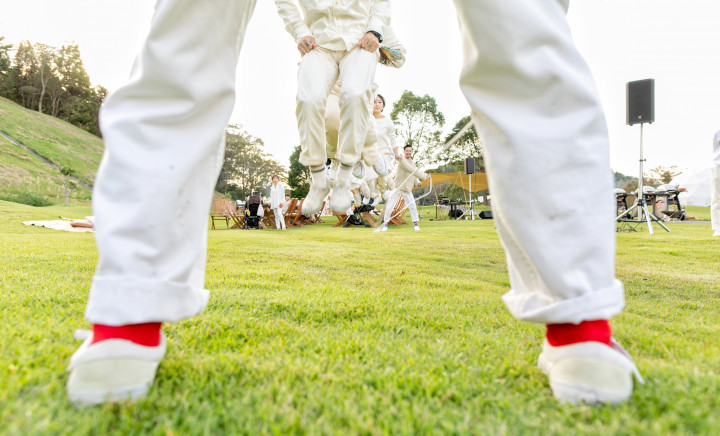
[646,165,681,187]
[2,39,104,135]
[35,43,58,114]
[0,37,15,99]
[287,144,310,198]
[215,124,286,200]
[436,115,485,168]
[615,171,637,192]
[60,166,76,205]
[390,90,445,166]
[13,41,39,109]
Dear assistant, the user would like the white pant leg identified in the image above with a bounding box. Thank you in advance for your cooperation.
[712,166,720,235]
[383,189,402,223]
[325,91,340,159]
[336,49,377,166]
[453,0,624,324]
[297,48,340,168]
[402,191,419,223]
[274,207,286,229]
[85,0,257,325]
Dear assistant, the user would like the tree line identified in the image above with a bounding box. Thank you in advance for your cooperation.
[0,36,483,203]
[0,36,106,136]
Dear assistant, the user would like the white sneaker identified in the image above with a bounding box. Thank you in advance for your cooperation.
[538,339,644,405]
[329,170,352,212]
[67,330,166,405]
[414,225,420,231]
[302,179,329,214]
[381,225,388,232]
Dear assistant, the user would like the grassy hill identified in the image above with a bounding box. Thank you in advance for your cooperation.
[0,97,104,204]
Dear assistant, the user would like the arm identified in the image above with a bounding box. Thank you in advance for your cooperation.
[387,121,399,158]
[274,0,316,54]
[356,0,391,52]
[399,157,429,181]
[367,0,391,35]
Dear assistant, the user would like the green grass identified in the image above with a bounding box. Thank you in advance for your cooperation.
[684,205,711,221]
[0,97,100,201]
[1,200,718,435]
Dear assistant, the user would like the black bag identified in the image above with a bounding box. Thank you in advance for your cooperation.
[347,214,364,226]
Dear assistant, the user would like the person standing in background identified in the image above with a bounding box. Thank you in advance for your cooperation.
[270,175,286,230]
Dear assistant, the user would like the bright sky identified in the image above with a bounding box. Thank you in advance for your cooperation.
[2,0,718,177]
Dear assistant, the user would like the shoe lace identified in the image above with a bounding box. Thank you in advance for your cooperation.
[610,338,645,384]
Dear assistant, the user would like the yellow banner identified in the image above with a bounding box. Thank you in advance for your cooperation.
[415,172,488,192]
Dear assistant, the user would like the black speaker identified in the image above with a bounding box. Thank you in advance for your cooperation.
[626,79,654,125]
[464,158,475,175]
[479,211,493,219]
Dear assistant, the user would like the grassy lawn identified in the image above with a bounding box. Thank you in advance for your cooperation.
[0,98,101,201]
[1,200,718,435]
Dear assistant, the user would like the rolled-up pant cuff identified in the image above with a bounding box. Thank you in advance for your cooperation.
[501,279,625,324]
[84,276,210,325]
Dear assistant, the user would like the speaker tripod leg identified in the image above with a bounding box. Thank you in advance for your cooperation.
[644,206,671,232]
[641,203,654,235]
[616,202,640,221]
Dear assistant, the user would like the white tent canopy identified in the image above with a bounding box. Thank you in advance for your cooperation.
[671,167,713,207]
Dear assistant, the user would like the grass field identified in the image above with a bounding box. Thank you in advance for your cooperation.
[1,200,718,435]
[0,98,102,202]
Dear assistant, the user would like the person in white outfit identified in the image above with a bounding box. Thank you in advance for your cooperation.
[382,143,428,232]
[274,0,390,215]
[66,0,641,407]
[712,130,720,236]
[373,93,399,198]
[270,175,286,230]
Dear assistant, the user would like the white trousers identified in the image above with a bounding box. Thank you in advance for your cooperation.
[384,190,418,224]
[86,0,623,326]
[712,165,720,235]
[273,207,286,229]
[85,0,257,325]
[298,47,377,168]
[453,0,624,323]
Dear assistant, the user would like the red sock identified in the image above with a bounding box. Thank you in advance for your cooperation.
[546,319,612,347]
[91,323,162,347]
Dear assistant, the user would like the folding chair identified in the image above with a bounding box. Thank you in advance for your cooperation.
[210,199,232,230]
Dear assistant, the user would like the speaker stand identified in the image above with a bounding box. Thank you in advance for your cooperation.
[615,123,670,234]
[458,173,479,220]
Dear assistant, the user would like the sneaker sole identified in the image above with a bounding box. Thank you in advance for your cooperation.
[549,379,631,405]
[67,358,160,405]
[538,353,632,405]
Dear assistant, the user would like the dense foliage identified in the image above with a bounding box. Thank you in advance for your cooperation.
[0,36,106,136]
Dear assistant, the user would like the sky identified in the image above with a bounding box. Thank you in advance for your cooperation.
[2,0,719,177]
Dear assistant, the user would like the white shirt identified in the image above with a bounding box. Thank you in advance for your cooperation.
[714,130,720,166]
[275,0,390,51]
[270,182,286,209]
[374,116,397,159]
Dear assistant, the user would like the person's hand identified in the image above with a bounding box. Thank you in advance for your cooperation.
[416,182,422,188]
[298,36,317,56]
[395,154,402,161]
[356,32,380,52]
